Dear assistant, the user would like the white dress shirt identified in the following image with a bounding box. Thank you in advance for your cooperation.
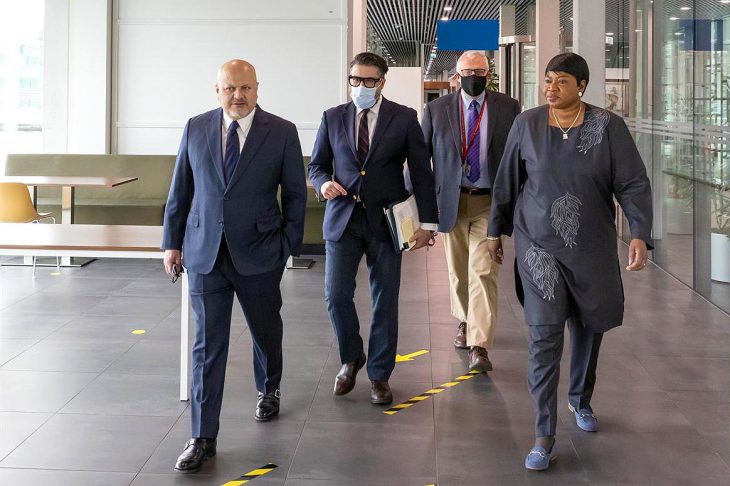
[459,90,490,189]
[222,108,256,157]
[355,97,437,232]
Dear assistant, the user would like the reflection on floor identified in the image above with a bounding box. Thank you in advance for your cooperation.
[0,238,728,485]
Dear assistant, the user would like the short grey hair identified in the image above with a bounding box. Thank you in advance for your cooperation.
[456,50,489,71]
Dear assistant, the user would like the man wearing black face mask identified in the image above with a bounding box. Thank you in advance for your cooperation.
[422,51,521,372]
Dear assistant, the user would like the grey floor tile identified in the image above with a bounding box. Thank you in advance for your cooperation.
[306,378,436,426]
[0,469,135,486]
[288,421,436,482]
[40,277,136,296]
[436,427,588,484]
[44,315,163,343]
[569,428,730,485]
[0,370,98,412]
[84,295,180,319]
[107,340,180,375]
[0,338,37,365]
[0,412,50,460]
[638,356,730,391]
[61,372,188,417]
[0,312,73,339]
[1,339,134,372]
[666,390,730,435]
[0,294,104,316]
[1,413,175,472]
[141,416,302,479]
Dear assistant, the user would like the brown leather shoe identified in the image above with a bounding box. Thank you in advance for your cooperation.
[370,380,393,405]
[454,322,468,349]
[468,346,493,372]
[334,352,366,396]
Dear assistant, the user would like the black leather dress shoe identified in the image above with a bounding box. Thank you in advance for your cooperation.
[334,352,366,396]
[370,380,393,405]
[174,437,216,473]
[255,390,280,422]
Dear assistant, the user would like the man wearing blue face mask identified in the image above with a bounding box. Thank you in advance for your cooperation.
[309,52,438,405]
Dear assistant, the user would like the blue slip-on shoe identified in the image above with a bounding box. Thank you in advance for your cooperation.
[569,403,599,432]
[524,445,557,471]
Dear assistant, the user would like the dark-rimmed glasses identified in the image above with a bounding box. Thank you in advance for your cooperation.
[459,69,488,77]
[348,76,381,88]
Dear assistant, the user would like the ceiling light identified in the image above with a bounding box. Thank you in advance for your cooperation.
[441,16,448,20]
[670,16,679,20]
[721,0,730,4]
[680,6,691,10]
[444,6,452,11]
[569,17,573,21]
[606,32,614,35]
[675,32,683,35]
[635,29,643,32]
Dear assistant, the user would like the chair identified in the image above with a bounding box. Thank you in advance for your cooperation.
[0,182,60,276]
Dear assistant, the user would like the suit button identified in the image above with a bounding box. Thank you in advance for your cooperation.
[352,195,357,200]
[218,220,223,225]
[223,196,230,201]
[360,170,366,176]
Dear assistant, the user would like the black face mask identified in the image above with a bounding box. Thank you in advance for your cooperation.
[460,75,487,97]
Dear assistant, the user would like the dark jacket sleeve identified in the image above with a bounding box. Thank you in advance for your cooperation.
[161,120,194,250]
[488,116,525,237]
[308,112,334,196]
[281,123,307,257]
[609,116,654,249]
[405,107,438,225]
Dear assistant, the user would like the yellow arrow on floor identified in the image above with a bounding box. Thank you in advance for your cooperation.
[395,349,429,362]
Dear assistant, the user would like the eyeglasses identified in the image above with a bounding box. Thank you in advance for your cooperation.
[348,76,381,88]
[459,69,488,77]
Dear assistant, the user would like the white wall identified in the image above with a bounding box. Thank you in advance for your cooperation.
[382,67,424,120]
[113,0,348,156]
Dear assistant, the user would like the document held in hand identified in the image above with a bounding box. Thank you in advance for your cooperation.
[384,194,420,253]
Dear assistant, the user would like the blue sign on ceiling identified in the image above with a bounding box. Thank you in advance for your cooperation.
[436,20,500,51]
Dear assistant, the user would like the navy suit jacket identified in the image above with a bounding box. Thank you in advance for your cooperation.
[308,97,438,242]
[423,90,520,232]
[162,106,307,276]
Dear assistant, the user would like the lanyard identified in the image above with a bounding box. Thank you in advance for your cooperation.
[459,98,487,162]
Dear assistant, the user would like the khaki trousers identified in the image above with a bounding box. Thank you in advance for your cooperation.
[442,192,499,348]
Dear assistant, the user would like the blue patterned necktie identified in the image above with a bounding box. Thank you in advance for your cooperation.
[467,100,480,183]
[223,120,240,185]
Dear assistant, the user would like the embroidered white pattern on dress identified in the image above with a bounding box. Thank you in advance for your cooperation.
[576,108,610,154]
[524,245,559,301]
[550,192,582,247]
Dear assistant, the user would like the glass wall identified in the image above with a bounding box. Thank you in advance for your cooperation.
[612,0,730,313]
[0,0,44,172]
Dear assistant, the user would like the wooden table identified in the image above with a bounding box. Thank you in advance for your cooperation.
[0,176,138,266]
[0,223,193,401]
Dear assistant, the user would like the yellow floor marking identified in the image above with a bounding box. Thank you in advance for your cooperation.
[131,329,146,335]
[384,371,485,415]
[221,463,277,486]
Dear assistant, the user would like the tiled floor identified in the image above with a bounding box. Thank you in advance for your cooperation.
[0,239,728,485]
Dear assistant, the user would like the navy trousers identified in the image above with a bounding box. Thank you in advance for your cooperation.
[527,318,603,437]
[324,204,402,382]
[188,240,284,439]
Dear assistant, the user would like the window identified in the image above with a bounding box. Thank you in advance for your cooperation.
[0,0,44,170]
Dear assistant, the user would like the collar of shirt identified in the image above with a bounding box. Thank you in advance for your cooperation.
[460,89,486,111]
[222,108,256,155]
[356,95,383,118]
[223,107,256,135]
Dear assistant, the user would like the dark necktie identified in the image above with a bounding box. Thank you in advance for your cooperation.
[224,120,240,185]
[357,109,370,163]
[467,100,481,183]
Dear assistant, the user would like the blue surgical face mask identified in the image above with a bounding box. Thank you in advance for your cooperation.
[351,85,378,110]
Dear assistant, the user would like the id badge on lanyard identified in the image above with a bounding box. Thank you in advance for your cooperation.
[460,99,486,178]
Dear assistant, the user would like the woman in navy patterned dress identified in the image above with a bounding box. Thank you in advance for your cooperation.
[486,53,653,471]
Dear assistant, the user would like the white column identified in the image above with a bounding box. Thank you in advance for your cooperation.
[499,5,516,37]
[43,0,69,153]
[574,0,606,107]
[349,0,366,59]
[67,0,111,153]
[535,0,560,105]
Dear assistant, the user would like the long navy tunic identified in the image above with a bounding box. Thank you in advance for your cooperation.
[488,104,653,331]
